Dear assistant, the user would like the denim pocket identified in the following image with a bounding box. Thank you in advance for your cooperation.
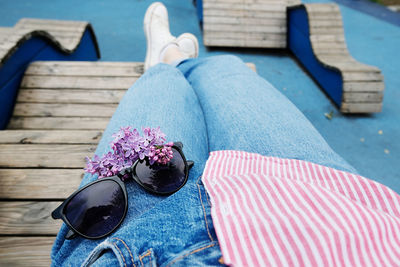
[82,237,157,267]
[162,240,221,267]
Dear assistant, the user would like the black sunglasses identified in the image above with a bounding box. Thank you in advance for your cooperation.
[52,142,193,240]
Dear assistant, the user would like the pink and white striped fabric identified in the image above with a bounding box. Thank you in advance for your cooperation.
[202,150,400,267]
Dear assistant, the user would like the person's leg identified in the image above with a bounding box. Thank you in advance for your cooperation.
[51,63,210,265]
[177,55,357,173]
[53,3,214,265]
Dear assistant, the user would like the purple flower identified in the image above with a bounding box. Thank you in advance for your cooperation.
[85,126,173,179]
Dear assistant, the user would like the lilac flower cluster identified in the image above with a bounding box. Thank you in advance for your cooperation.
[84,126,173,178]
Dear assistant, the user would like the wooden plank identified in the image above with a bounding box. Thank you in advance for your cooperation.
[331,62,381,72]
[20,75,137,89]
[306,12,341,20]
[17,89,126,104]
[16,18,87,27]
[0,237,53,267]
[0,144,95,168]
[13,103,117,117]
[343,81,384,92]
[311,42,347,50]
[308,20,343,27]
[310,27,344,35]
[204,31,285,41]
[0,201,62,235]
[203,24,286,33]
[341,102,382,113]
[204,16,286,26]
[15,24,87,33]
[7,117,110,130]
[342,72,383,82]
[203,2,286,11]
[0,169,82,199]
[28,61,143,67]
[314,49,349,55]
[26,61,144,77]
[305,3,340,13]
[203,9,286,18]
[310,35,345,42]
[204,38,286,48]
[342,92,383,103]
[0,130,102,144]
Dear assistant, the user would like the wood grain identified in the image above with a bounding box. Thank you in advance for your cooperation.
[0,169,83,199]
[0,144,95,168]
[204,16,286,26]
[203,24,286,33]
[202,0,298,48]
[7,117,110,130]
[342,72,383,82]
[342,92,383,103]
[204,31,285,41]
[343,82,384,92]
[341,102,382,113]
[0,237,54,266]
[203,2,286,11]
[25,61,144,77]
[0,130,102,144]
[204,38,286,48]
[20,75,137,89]
[0,201,62,235]
[13,103,117,117]
[17,89,126,104]
[203,8,285,18]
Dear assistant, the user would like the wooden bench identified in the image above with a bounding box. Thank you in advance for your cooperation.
[288,3,384,113]
[0,61,143,266]
[0,18,100,129]
[201,0,301,48]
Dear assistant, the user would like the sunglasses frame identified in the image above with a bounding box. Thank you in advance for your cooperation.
[51,175,128,240]
[52,142,192,240]
[130,142,191,196]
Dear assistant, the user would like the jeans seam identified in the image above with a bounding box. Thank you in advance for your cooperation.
[113,241,127,267]
[197,176,214,242]
[139,249,152,266]
[112,237,136,267]
[165,243,216,267]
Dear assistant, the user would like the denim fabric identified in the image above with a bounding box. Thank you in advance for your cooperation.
[51,55,357,266]
[178,55,357,174]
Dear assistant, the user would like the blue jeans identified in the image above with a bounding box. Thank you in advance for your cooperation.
[51,55,356,266]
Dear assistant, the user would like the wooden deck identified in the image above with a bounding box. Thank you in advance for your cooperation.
[202,0,301,48]
[0,61,143,266]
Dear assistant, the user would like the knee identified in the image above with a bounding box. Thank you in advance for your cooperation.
[212,55,244,66]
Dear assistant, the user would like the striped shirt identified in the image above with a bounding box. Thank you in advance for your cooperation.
[202,150,400,267]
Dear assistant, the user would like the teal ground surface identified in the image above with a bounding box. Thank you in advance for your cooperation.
[0,0,399,192]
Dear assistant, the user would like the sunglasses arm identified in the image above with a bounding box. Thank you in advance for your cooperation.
[187,160,194,169]
[65,229,77,240]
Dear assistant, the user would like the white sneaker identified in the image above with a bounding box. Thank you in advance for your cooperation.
[176,33,199,59]
[144,2,176,70]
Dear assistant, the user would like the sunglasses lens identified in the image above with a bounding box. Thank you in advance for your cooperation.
[64,180,125,238]
[135,147,186,194]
